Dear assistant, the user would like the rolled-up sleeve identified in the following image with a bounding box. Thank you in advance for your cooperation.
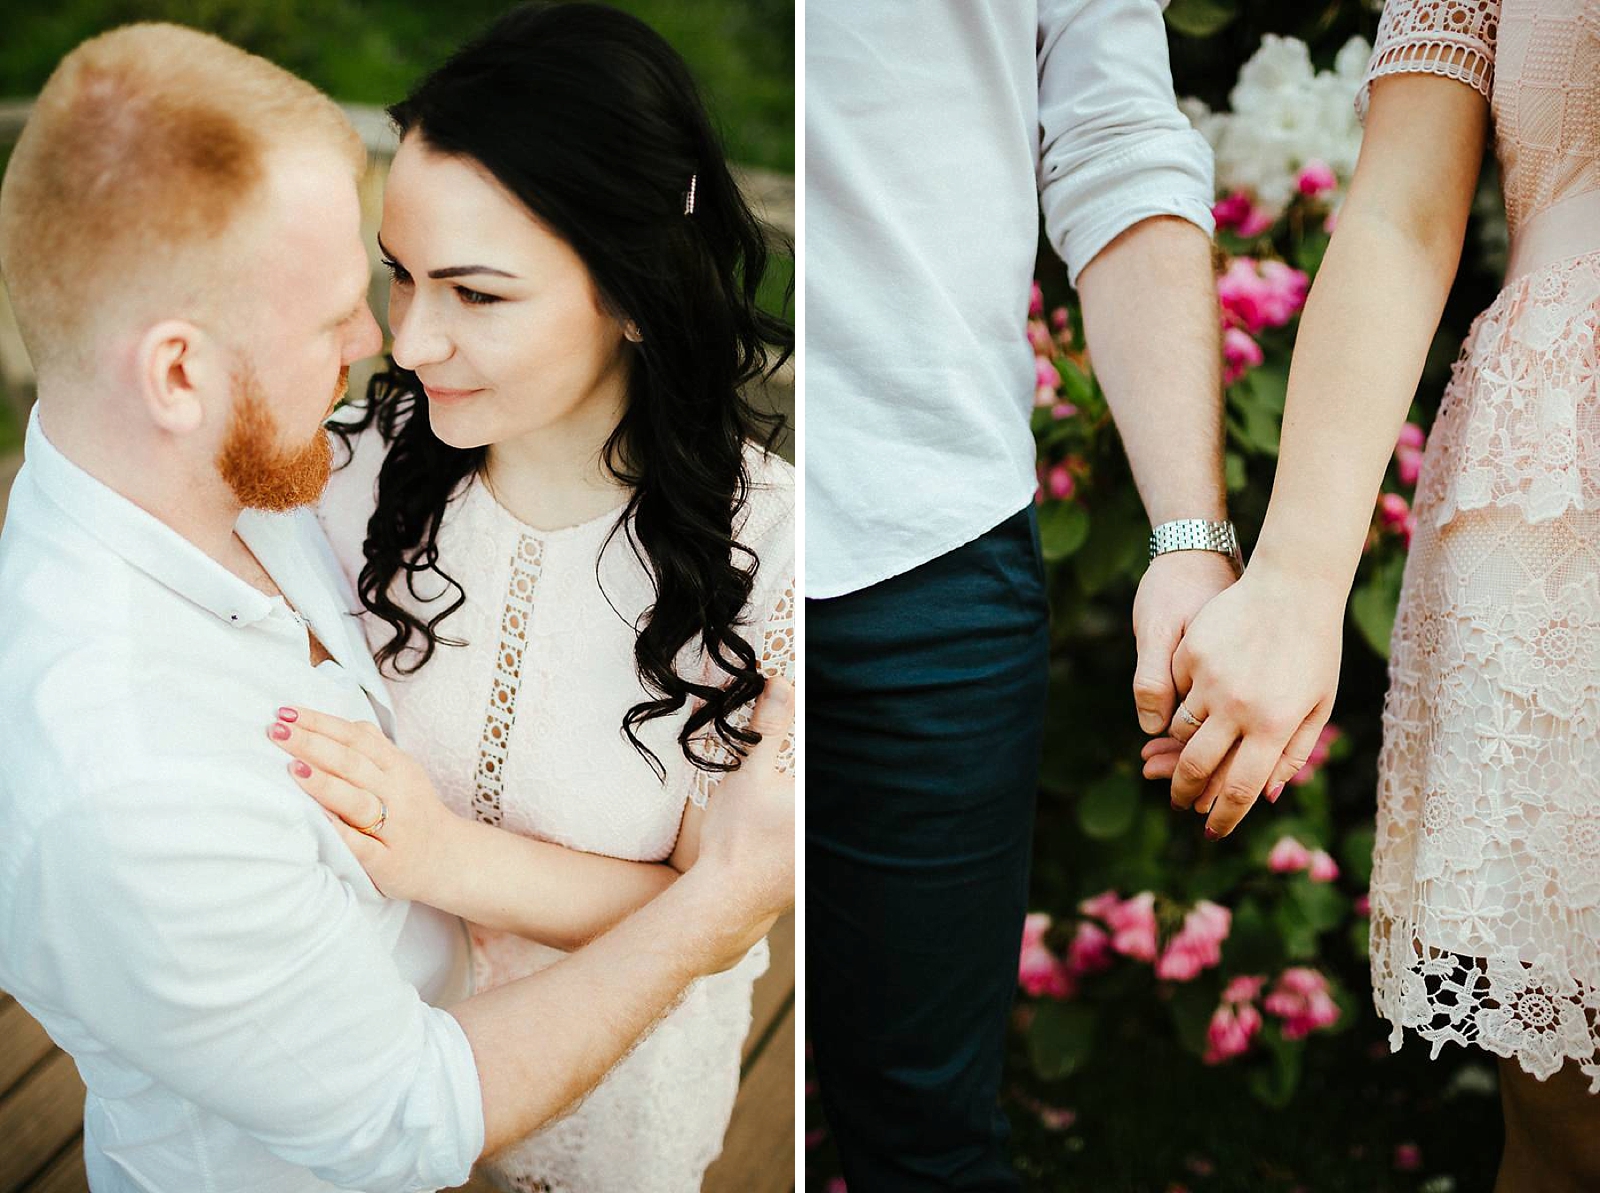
[14,753,484,1192]
[1037,0,1216,285]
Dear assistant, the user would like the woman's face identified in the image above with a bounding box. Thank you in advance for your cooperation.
[378,134,632,452]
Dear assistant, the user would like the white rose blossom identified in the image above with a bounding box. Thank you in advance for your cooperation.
[1180,33,1373,216]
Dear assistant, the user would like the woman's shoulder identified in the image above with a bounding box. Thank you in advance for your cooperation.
[316,400,391,582]
[736,441,795,550]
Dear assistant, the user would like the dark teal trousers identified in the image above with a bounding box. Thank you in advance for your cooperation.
[807,506,1050,1192]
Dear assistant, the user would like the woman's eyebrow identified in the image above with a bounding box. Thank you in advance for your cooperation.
[376,234,519,280]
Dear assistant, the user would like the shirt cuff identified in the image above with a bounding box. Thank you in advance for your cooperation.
[1044,127,1216,287]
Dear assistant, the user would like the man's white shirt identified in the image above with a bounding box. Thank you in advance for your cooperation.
[805,0,1216,597]
[0,406,483,1192]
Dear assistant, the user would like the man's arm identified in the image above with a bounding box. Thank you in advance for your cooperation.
[1037,0,1233,733]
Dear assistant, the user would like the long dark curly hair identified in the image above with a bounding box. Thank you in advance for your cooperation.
[334,1,791,778]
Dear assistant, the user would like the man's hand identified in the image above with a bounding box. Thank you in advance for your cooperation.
[690,678,796,966]
[1141,564,1343,838]
[1132,551,1240,734]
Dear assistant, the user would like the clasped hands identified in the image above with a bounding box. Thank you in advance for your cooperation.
[1131,550,1344,839]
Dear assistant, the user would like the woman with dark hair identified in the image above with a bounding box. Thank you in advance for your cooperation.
[272,3,793,1187]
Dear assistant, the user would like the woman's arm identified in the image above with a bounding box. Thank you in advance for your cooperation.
[269,709,674,950]
[1146,72,1490,837]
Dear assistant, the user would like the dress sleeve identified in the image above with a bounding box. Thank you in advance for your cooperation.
[1356,0,1499,122]
[689,456,796,807]
[1037,0,1217,287]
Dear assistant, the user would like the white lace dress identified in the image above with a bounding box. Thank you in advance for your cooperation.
[317,416,795,1191]
[1361,0,1600,1088]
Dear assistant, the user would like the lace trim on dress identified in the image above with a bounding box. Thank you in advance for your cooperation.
[473,533,544,827]
[689,580,796,809]
[1356,0,1498,121]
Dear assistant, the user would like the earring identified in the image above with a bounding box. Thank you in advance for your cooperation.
[623,320,643,344]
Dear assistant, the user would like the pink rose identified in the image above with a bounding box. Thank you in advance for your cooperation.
[1223,326,1264,385]
[1203,999,1263,1064]
[1323,208,1340,234]
[827,1179,849,1193]
[1290,724,1345,786]
[1378,492,1410,529]
[1035,357,1061,407]
[1218,258,1270,334]
[1257,259,1309,325]
[1296,159,1338,198]
[1046,463,1076,502]
[1106,891,1159,962]
[1212,190,1254,229]
[1394,1144,1421,1172]
[1029,281,1045,317]
[1156,900,1231,981]
[1222,974,1267,1004]
[1236,205,1276,238]
[1018,913,1075,998]
[1397,422,1426,451]
[1307,849,1340,883]
[1395,447,1422,487]
[1028,319,1053,357]
[806,1128,826,1150]
[1050,306,1071,333]
[1051,402,1078,421]
[1267,835,1312,874]
[1355,894,1371,916]
[1264,967,1341,1039]
[1037,1105,1077,1130]
[1066,919,1116,977]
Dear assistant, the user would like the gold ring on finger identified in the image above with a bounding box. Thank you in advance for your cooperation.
[354,799,388,837]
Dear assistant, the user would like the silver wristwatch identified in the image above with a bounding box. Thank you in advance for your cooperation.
[1148,519,1244,574]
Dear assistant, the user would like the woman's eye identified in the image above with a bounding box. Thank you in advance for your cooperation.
[381,258,412,285]
[455,286,502,306]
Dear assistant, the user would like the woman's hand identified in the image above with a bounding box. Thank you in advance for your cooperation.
[1140,564,1344,839]
[267,706,457,902]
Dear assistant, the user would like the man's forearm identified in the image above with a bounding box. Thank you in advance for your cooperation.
[451,865,748,1155]
[1076,215,1226,523]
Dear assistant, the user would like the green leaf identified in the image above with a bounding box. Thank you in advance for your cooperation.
[1248,1025,1304,1107]
[1027,1001,1100,1082]
[1224,451,1248,493]
[1222,898,1281,974]
[1078,771,1141,840]
[1055,356,1096,409]
[1287,875,1349,932]
[1164,0,1239,37]
[1073,487,1149,595]
[1226,369,1285,457]
[1350,554,1405,659]
[1169,979,1221,1058]
[1272,896,1320,960]
[1340,824,1376,889]
[1039,501,1091,562]
[1349,916,1371,963]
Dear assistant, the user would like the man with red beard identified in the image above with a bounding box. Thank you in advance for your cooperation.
[0,24,794,1193]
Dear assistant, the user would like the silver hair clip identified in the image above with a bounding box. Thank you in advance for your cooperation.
[684,173,698,216]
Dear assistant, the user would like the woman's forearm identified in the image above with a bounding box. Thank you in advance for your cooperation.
[1249,74,1487,593]
[434,816,676,950]
[1249,217,1455,588]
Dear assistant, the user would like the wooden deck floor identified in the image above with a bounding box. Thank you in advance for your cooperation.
[0,914,793,1193]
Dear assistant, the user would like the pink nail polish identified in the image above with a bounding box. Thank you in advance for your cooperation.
[1266,782,1284,804]
[292,761,312,778]
[277,707,299,723]
[269,723,291,741]
[1204,826,1221,841]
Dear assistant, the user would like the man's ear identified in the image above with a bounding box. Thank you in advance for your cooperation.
[135,320,226,436]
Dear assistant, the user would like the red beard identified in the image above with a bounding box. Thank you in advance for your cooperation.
[215,363,347,512]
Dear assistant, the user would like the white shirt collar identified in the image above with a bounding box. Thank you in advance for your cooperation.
[25,403,277,629]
